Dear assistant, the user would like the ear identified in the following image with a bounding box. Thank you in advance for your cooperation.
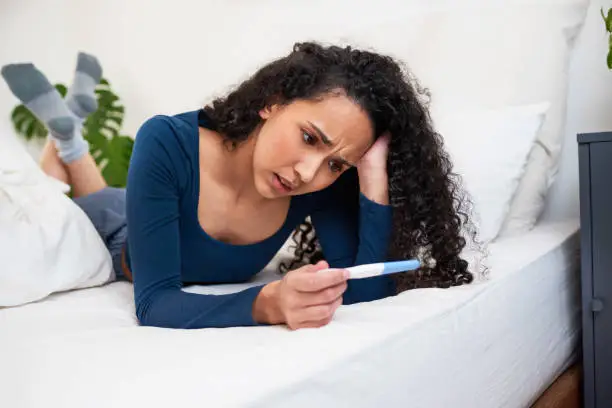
[259,104,279,120]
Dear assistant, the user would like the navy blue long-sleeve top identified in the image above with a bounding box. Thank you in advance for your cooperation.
[125,110,395,329]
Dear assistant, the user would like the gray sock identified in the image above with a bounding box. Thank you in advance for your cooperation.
[66,52,102,119]
[1,63,89,163]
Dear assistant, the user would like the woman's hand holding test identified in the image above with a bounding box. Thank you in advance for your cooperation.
[253,261,348,330]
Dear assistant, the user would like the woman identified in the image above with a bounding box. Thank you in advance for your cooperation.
[2,43,475,330]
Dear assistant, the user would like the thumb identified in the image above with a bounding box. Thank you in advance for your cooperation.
[310,260,329,271]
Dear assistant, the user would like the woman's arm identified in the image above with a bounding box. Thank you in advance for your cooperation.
[311,134,395,304]
[127,117,267,329]
[310,169,396,305]
[356,132,390,206]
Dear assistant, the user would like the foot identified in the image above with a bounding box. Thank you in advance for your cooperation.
[1,63,89,163]
[65,52,103,119]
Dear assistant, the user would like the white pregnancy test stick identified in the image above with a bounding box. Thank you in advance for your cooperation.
[320,260,421,280]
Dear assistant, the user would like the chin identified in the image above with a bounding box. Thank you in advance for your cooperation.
[254,175,277,199]
[256,184,276,199]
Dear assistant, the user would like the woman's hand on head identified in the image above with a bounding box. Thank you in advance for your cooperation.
[253,261,348,330]
[357,132,390,205]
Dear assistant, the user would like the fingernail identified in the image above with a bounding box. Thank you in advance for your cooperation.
[343,270,350,279]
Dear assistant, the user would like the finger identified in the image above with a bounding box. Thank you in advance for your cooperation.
[309,260,329,271]
[286,262,321,288]
[370,132,390,150]
[289,285,345,309]
[295,316,334,330]
[286,261,328,280]
[294,268,348,292]
[302,281,347,307]
[299,297,343,322]
[298,304,334,323]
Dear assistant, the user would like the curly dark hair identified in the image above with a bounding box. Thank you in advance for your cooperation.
[204,41,479,292]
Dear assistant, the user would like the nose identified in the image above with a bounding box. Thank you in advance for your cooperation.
[294,155,324,185]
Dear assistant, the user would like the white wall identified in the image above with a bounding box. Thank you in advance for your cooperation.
[1,0,609,224]
[542,0,612,222]
[0,0,80,157]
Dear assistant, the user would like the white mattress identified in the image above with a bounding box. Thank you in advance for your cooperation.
[0,219,580,408]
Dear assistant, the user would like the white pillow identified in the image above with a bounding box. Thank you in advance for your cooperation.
[0,135,112,307]
[431,102,550,243]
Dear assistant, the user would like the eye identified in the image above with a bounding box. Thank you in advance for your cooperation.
[302,130,317,145]
[328,159,343,173]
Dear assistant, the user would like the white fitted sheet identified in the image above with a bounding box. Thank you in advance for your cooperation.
[0,219,580,408]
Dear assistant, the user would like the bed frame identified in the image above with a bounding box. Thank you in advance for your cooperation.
[531,364,581,408]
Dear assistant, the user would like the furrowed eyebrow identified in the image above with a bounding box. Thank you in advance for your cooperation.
[306,121,356,167]
[307,121,333,146]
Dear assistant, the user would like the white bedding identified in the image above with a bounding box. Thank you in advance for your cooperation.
[0,219,580,408]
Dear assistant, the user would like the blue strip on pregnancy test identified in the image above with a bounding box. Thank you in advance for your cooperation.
[382,260,421,275]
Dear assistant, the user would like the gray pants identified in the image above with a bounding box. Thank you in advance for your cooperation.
[73,187,128,281]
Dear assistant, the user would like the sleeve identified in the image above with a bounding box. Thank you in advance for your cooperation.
[309,170,396,305]
[126,117,265,329]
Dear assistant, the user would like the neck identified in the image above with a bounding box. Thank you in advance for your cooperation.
[223,136,261,201]
[202,126,268,204]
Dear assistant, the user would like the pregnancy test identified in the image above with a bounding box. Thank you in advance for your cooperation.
[321,260,421,280]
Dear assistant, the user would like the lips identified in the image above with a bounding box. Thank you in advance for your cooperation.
[273,173,296,193]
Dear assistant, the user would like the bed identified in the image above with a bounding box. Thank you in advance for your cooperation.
[0,1,590,407]
[0,219,580,408]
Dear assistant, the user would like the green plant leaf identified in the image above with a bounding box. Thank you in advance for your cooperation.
[55,83,67,98]
[607,48,612,70]
[603,8,612,32]
[10,105,47,140]
[82,78,132,187]
[83,78,124,140]
[100,134,134,187]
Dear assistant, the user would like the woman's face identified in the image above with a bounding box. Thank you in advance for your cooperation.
[252,94,374,198]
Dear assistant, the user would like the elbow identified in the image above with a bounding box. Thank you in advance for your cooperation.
[135,297,157,327]
[134,292,176,329]
[134,288,202,329]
